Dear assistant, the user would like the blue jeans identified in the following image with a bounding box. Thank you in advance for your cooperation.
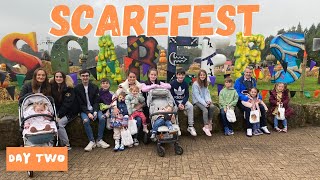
[80,111,105,142]
[151,117,173,134]
[220,108,233,130]
[274,117,287,128]
[133,116,142,139]
[252,122,260,131]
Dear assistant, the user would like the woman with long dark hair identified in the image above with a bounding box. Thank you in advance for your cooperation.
[19,68,51,99]
[50,71,78,150]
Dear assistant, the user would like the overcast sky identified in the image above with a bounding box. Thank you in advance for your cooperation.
[0,0,319,51]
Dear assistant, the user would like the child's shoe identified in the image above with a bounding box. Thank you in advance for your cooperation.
[229,129,234,135]
[253,130,260,136]
[119,140,125,151]
[275,127,281,132]
[143,124,149,133]
[150,133,157,142]
[224,127,231,136]
[257,129,264,135]
[133,138,139,146]
[202,125,212,137]
[282,127,287,133]
[113,140,120,151]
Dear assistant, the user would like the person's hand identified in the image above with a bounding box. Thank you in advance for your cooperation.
[88,113,94,120]
[178,104,185,110]
[224,108,227,113]
[247,95,253,100]
[93,111,97,118]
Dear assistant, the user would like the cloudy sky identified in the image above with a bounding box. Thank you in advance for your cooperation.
[0,0,319,51]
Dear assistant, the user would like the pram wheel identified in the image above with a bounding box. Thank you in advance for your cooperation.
[174,144,183,155]
[27,171,33,177]
[157,145,165,157]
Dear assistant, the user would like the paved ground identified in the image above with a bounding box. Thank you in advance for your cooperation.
[1,127,320,180]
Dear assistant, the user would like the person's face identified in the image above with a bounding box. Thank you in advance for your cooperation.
[132,89,139,96]
[176,73,185,83]
[101,81,110,90]
[128,73,136,84]
[277,83,285,92]
[225,81,232,88]
[199,72,207,81]
[149,70,157,82]
[54,72,64,84]
[80,73,90,84]
[249,89,258,98]
[165,106,173,112]
[36,70,46,83]
[244,68,253,79]
[118,95,124,101]
[34,105,45,113]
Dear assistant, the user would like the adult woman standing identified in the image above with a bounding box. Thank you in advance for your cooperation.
[19,68,51,99]
[114,71,143,146]
[192,69,215,136]
[50,71,79,150]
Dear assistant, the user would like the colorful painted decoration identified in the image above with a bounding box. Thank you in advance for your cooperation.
[270,32,305,84]
[127,35,159,80]
[51,36,88,74]
[234,32,265,78]
[200,35,230,79]
[167,36,199,82]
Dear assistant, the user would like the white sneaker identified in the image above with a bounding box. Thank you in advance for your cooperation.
[84,141,96,151]
[261,126,271,134]
[246,129,252,137]
[96,140,110,149]
[187,126,197,136]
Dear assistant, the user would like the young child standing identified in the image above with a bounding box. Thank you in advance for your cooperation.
[269,83,294,132]
[241,88,268,136]
[150,105,176,141]
[219,78,239,135]
[192,69,215,136]
[125,85,147,133]
[110,108,129,151]
[170,68,197,136]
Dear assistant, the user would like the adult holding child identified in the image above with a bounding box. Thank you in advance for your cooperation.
[50,71,79,150]
[234,66,270,137]
[115,71,143,146]
[19,68,51,99]
[192,69,215,137]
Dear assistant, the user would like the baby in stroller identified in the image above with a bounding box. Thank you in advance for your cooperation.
[150,105,176,141]
[20,94,58,146]
[23,101,55,134]
[147,88,183,157]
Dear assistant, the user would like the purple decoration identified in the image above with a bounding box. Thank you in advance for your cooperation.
[310,60,317,71]
[268,65,274,76]
[217,84,224,95]
[142,63,150,76]
[69,73,78,85]
[209,76,216,87]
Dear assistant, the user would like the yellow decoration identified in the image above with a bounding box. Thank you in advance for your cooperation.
[234,32,265,79]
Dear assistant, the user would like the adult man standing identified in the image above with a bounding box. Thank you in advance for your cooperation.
[75,69,110,151]
[234,66,271,137]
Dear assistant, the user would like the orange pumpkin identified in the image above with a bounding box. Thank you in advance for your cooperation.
[1,81,9,88]
[95,56,98,62]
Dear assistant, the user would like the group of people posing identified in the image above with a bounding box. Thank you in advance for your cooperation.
[19,65,294,151]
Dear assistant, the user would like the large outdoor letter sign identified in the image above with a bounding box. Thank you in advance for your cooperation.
[127,35,160,80]
[0,32,42,71]
[167,36,199,82]
[200,36,230,78]
[270,32,305,84]
[51,36,88,74]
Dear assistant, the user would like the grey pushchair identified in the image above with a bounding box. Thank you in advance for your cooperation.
[147,88,183,157]
[19,93,58,177]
